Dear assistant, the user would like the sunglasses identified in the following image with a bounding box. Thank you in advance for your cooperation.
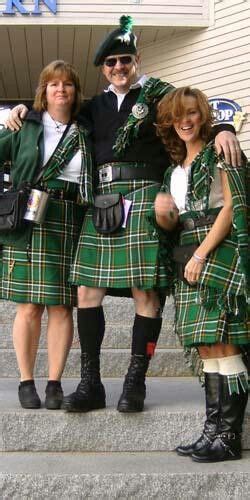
[103,55,134,67]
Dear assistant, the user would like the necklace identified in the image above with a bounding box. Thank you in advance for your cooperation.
[49,113,66,133]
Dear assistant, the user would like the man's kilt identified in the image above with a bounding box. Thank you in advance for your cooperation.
[1,198,84,306]
[175,281,249,347]
[70,177,170,292]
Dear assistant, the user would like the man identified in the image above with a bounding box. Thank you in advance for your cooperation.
[6,16,241,413]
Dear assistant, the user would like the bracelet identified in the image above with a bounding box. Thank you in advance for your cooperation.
[193,253,206,263]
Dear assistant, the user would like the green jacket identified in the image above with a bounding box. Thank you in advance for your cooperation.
[0,111,93,249]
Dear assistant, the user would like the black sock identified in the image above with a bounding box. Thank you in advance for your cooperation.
[131,314,162,357]
[77,306,105,356]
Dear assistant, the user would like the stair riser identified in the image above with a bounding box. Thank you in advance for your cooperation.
[0,412,249,452]
[0,472,249,500]
[0,350,191,377]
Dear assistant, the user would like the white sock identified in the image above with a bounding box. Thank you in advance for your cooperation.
[218,354,247,376]
[202,358,219,373]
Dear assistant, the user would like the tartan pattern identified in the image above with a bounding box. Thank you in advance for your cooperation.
[2,198,84,305]
[113,78,174,158]
[174,281,249,346]
[226,372,248,396]
[70,170,171,291]
[161,142,249,314]
[42,124,94,204]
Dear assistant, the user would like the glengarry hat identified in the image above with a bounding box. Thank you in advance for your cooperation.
[94,15,137,66]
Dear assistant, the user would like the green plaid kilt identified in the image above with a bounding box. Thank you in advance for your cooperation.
[70,175,170,292]
[174,221,249,347]
[175,281,249,347]
[2,197,84,306]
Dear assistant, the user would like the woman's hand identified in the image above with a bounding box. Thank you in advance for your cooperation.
[184,255,205,285]
[4,104,28,131]
[155,193,179,230]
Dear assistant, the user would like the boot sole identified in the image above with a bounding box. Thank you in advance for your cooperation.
[192,454,241,463]
[62,401,106,413]
[117,404,144,413]
[45,401,63,410]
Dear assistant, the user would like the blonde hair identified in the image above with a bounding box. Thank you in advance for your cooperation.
[156,86,214,163]
[33,60,82,118]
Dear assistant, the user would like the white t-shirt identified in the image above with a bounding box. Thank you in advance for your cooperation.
[170,163,224,214]
[42,112,82,184]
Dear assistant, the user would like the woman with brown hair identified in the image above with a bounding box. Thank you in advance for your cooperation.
[0,60,93,409]
[155,87,249,462]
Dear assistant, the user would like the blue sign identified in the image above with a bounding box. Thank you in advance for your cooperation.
[209,97,246,132]
[2,0,57,15]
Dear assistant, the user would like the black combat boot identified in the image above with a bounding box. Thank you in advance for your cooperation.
[192,374,248,462]
[62,306,106,412]
[117,314,162,413]
[117,354,150,412]
[176,372,220,456]
[62,353,106,412]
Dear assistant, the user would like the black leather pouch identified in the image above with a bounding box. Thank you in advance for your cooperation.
[172,244,198,284]
[0,188,30,232]
[93,193,124,234]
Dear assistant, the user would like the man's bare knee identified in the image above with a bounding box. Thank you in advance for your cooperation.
[77,286,106,308]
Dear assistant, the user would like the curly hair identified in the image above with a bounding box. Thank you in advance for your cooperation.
[156,86,214,164]
[33,60,82,118]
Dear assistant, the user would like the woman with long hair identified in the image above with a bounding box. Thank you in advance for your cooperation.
[155,86,249,462]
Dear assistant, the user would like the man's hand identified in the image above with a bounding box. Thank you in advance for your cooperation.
[215,130,241,167]
[4,104,28,131]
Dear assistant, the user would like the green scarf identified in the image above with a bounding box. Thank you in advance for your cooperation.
[42,124,94,204]
[113,77,174,158]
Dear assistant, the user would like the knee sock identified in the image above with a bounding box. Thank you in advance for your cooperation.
[131,314,162,357]
[203,358,219,373]
[218,354,248,395]
[77,306,105,356]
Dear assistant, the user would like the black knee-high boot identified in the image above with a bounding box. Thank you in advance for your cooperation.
[192,374,248,462]
[176,372,220,456]
[62,306,106,412]
[117,314,162,413]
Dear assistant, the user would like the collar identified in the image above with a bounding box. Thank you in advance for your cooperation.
[104,75,148,95]
[25,109,43,124]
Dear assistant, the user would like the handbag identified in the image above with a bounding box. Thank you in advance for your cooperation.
[0,122,72,233]
[172,244,198,284]
[0,184,30,232]
[93,193,125,234]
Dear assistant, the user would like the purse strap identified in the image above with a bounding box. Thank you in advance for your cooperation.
[34,121,71,185]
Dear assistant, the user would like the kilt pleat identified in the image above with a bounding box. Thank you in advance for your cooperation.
[2,198,84,305]
[175,281,249,347]
[70,178,169,291]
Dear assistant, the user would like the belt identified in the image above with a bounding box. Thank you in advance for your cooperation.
[44,188,80,203]
[183,214,218,230]
[98,164,162,184]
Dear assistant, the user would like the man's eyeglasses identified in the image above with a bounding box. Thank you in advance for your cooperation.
[103,55,134,67]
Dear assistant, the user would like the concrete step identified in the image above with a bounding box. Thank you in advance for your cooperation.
[0,297,179,349]
[0,348,191,378]
[0,450,250,499]
[0,378,249,452]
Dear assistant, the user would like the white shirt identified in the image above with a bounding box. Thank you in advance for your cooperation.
[104,75,148,111]
[170,163,224,214]
[42,112,82,184]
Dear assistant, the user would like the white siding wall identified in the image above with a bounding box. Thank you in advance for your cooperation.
[140,0,250,157]
[0,1,210,26]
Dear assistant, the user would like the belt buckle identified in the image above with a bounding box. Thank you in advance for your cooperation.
[185,218,195,230]
[99,165,113,183]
